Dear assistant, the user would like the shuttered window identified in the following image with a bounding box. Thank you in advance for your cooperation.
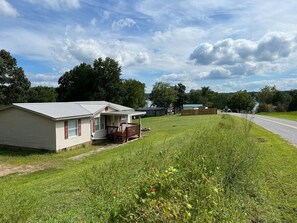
[68,120,78,137]
[65,119,81,139]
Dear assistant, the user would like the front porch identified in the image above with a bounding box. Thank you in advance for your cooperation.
[91,110,145,143]
[106,123,141,143]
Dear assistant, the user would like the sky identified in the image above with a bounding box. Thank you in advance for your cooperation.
[1,0,297,93]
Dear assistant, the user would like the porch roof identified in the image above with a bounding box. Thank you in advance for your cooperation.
[103,111,146,117]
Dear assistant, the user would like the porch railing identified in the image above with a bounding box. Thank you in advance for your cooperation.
[106,123,141,143]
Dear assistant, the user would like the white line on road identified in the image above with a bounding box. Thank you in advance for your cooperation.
[256,116,297,130]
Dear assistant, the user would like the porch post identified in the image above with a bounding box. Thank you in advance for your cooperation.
[138,116,141,137]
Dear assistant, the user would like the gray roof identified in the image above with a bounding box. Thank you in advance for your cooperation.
[104,111,146,116]
[13,101,134,120]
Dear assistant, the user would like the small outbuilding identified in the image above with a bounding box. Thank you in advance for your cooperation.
[0,101,145,151]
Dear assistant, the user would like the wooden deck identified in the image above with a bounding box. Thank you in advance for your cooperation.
[106,123,141,143]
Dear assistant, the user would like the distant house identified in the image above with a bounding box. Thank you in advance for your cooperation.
[0,101,145,151]
[136,107,167,117]
[183,104,203,110]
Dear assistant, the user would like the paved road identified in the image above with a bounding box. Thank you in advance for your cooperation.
[229,113,297,147]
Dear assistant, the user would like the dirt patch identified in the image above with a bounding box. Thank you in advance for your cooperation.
[0,140,139,177]
[69,143,121,160]
[0,164,47,177]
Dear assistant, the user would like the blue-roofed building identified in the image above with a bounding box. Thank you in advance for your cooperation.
[183,104,203,110]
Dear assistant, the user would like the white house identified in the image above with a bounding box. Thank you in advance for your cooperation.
[0,101,145,151]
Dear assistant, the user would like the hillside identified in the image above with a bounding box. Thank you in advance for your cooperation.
[0,115,297,222]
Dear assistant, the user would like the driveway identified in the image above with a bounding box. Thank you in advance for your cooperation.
[229,113,297,147]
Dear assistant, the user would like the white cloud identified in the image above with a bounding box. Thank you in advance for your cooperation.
[112,18,136,30]
[28,73,60,87]
[74,24,85,33]
[0,0,18,17]
[63,38,150,67]
[215,78,297,93]
[207,67,232,79]
[134,52,150,65]
[190,32,297,65]
[149,26,206,72]
[159,73,189,82]
[0,28,55,61]
[26,0,80,10]
[153,26,205,43]
[101,10,110,21]
[90,18,97,26]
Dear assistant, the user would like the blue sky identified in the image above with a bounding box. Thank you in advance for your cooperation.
[1,0,297,93]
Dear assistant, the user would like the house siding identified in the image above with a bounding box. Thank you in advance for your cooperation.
[92,107,117,139]
[0,108,56,150]
[55,118,91,151]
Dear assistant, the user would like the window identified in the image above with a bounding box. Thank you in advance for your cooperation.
[68,120,78,137]
[64,119,81,139]
[95,116,105,131]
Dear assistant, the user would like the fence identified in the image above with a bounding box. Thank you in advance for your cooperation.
[181,108,217,116]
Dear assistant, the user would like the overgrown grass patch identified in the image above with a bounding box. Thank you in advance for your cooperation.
[249,124,297,222]
[83,115,271,222]
[0,145,101,165]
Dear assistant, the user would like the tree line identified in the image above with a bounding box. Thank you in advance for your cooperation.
[1,49,296,112]
[0,49,145,109]
[149,82,297,112]
[149,82,255,112]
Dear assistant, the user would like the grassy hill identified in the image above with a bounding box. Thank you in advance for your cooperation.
[258,111,297,121]
[0,114,297,222]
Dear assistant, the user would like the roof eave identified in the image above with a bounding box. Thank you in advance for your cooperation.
[54,114,93,121]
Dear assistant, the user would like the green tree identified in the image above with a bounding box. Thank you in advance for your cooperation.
[92,57,122,103]
[257,85,291,112]
[227,90,255,112]
[213,93,229,109]
[0,49,31,105]
[28,86,57,102]
[57,63,94,101]
[200,86,216,107]
[173,83,186,112]
[188,89,202,104]
[288,89,297,111]
[57,57,123,103]
[122,79,146,110]
[150,82,177,108]
[188,87,218,108]
[257,85,277,105]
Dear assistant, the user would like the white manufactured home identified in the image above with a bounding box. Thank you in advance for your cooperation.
[0,101,145,151]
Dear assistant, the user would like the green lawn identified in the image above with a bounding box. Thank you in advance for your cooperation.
[0,144,100,166]
[258,111,297,121]
[0,114,297,222]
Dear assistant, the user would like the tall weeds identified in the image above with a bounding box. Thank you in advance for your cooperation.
[83,115,265,222]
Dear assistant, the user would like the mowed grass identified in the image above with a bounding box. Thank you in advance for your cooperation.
[258,111,297,121]
[0,114,296,222]
[0,144,100,165]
